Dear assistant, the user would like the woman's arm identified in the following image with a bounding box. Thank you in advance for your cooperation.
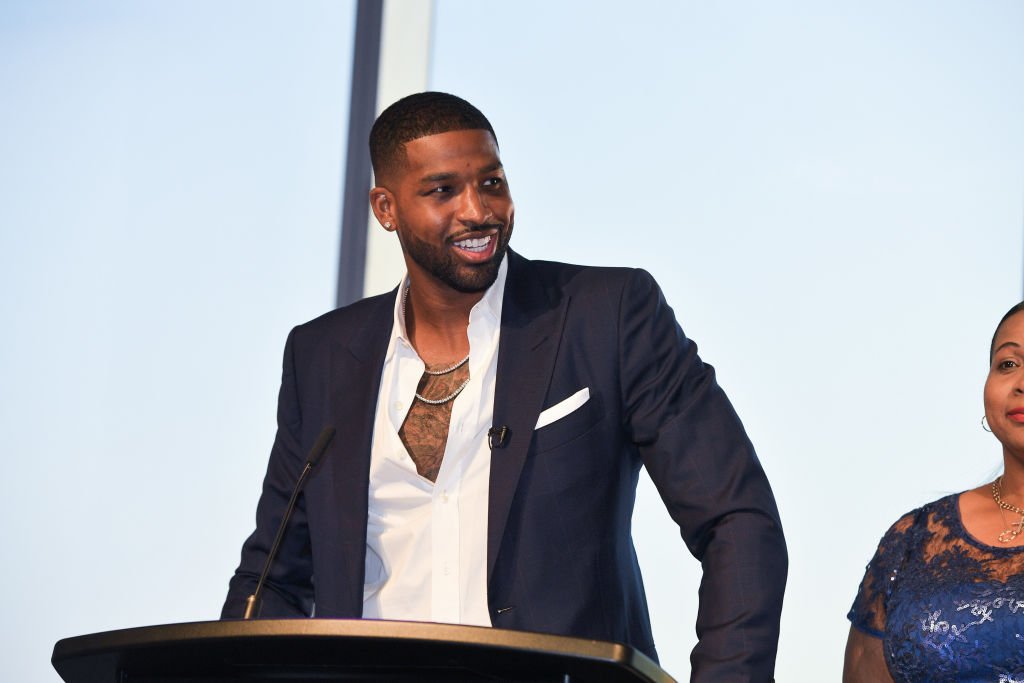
[843,625,893,683]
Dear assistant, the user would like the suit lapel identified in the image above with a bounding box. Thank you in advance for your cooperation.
[325,292,395,609]
[488,252,570,582]
[319,263,570,597]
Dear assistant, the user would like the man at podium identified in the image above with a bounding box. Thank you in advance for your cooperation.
[223,92,787,682]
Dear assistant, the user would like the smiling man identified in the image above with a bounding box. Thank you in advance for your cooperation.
[223,92,788,682]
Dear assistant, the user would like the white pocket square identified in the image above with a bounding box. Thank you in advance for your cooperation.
[535,387,590,430]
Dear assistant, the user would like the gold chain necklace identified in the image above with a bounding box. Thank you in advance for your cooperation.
[991,476,1024,543]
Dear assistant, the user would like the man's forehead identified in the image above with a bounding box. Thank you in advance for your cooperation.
[401,129,500,167]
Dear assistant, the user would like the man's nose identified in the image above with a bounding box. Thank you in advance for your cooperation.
[458,187,488,225]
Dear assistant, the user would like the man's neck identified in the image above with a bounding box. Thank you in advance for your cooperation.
[404,277,484,365]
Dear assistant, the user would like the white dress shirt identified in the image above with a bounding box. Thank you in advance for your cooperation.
[362,256,507,626]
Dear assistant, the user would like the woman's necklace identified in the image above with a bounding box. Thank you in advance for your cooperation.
[991,476,1024,543]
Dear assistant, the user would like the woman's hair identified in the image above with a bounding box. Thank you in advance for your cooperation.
[990,301,1024,362]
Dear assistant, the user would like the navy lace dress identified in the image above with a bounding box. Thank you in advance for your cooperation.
[849,493,1024,682]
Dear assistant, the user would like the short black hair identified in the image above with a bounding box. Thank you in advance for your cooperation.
[369,92,497,184]
[990,301,1024,362]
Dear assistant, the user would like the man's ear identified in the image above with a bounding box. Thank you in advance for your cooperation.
[369,187,397,231]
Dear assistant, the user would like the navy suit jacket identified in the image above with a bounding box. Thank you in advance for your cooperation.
[223,250,787,681]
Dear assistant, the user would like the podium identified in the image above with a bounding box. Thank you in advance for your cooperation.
[52,619,677,682]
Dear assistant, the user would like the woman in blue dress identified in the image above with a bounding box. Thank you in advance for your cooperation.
[845,302,1024,682]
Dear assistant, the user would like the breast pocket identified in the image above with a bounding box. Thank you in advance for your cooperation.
[531,388,606,454]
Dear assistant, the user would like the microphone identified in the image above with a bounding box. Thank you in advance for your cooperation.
[488,425,509,449]
[242,426,336,620]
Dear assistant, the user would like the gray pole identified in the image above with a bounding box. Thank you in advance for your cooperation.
[336,0,384,308]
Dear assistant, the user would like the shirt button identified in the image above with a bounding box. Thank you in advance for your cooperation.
[442,491,449,503]
[394,401,404,413]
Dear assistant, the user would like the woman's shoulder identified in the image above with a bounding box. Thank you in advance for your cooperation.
[848,493,961,636]
[879,491,960,540]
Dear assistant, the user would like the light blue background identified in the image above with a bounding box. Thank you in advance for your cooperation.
[2,2,1023,680]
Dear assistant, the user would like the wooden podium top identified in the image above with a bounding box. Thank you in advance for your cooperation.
[53,618,677,682]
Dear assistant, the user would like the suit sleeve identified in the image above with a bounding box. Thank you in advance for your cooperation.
[221,327,315,619]
[619,269,787,682]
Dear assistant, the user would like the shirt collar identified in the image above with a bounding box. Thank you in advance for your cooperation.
[389,253,508,350]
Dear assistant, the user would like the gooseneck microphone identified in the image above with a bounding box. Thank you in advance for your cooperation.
[242,426,336,620]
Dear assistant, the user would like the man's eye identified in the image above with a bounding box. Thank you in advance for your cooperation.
[1000,359,1019,370]
[483,177,503,188]
[427,186,452,195]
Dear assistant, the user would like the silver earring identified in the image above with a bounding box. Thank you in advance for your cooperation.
[384,222,392,229]
[982,416,993,433]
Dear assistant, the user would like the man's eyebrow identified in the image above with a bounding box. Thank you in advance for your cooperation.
[418,162,504,184]
[419,172,457,183]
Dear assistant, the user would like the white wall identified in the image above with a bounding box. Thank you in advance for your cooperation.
[0,2,354,681]
[428,1,1024,678]
[2,2,1022,682]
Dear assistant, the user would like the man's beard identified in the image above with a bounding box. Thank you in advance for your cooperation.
[401,229,510,294]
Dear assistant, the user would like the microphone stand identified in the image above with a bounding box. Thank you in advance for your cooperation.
[243,426,336,620]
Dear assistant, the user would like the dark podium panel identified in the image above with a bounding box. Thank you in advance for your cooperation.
[52,619,677,683]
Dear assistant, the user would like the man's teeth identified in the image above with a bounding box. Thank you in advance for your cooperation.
[454,235,492,252]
